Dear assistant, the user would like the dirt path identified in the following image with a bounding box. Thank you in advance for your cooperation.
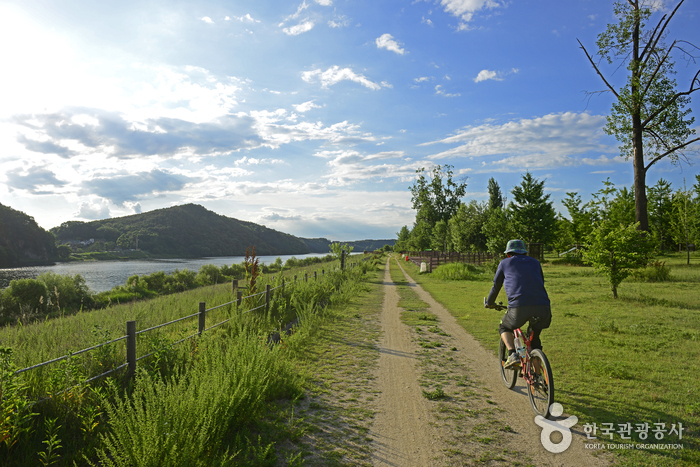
[370,257,612,466]
[370,259,446,466]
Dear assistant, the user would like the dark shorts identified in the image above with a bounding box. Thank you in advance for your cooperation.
[499,305,552,350]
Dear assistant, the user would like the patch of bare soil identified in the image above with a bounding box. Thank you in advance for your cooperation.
[369,257,613,466]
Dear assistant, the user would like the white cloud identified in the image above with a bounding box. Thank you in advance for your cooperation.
[201,17,214,24]
[376,33,406,55]
[421,112,616,169]
[315,0,333,5]
[283,20,315,35]
[414,77,432,83]
[285,1,310,22]
[474,68,518,83]
[328,15,350,28]
[440,0,501,28]
[234,156,285,166]
[422,16,434,26]
[76,201,111,220]
[229,14,260,23]
[302,66,388,91]
[474,69,499,82]
[245,109,379,147]
[294,100,322,113]
[435,85,461,97]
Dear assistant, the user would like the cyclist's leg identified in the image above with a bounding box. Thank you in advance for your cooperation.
[499,307,529,348]
[529,306,552,350]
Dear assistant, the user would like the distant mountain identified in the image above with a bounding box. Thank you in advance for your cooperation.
[51,204,315,257]
[0,203,57,267]
[300,238,395,253]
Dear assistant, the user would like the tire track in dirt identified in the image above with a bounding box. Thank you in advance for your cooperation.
[383,257,613,467]
[369,258,446,466]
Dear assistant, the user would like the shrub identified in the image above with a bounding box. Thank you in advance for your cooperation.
[551,254,587,266]
[432,263,489,281]
[631,261,672,282]
[2,279,49,318]
[37,272,93,312]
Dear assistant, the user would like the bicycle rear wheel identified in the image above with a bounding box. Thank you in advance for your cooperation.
[498,339,517,389]
[527,349,554,418]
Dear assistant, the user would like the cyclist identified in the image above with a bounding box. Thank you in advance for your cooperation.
[485,239,551,369]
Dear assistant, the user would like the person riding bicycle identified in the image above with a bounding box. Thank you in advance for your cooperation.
[485,239,551,370]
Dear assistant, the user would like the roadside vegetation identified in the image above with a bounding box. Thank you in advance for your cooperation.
[0,252,385,466]
[399,251,700,467]
[0,253,336,326]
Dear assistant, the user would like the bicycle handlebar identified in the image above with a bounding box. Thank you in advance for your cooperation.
[483,297,507,311]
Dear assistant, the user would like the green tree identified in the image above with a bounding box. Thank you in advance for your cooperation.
[394,225,412,252]
[648,178,674,251]
[509,172,556,245]
[448,201,488,252]
[430,220,449,251]
[410,205,434,251]
[562,192,593,248]
[329,243,354,261]
[670,180,698,262]
[487,177,505,211]
[56,244,72,260]
[583,220,654,298]
[587,179,635,226]
[409,164,467,228]
[551,214,574,255]
[579,0,700,231]
[481,207,514,256]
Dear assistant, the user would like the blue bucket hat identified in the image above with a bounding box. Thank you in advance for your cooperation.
[504,239,527,255]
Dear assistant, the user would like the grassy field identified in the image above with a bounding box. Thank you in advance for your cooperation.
[397,252,700,467]
[0,255,386,466]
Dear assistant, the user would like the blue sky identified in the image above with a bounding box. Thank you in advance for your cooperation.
[1,0,699,241]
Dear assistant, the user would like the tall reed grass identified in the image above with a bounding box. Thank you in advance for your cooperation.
[0,254,383,466]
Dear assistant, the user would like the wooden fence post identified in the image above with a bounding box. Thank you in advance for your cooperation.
[265,285,271,312]
[236,291,242,306]
[314,271,317,281]
[232,279,238,294]
[199,302,206,336]
[305,273,308,282]
[341,250,346,270]
[126,320,136,378]
[294,275,297,283]
[282,278,285,293]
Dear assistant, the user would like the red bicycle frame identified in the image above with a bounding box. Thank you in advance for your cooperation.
[513,327,538,386]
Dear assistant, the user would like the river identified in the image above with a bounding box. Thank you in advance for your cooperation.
[0,253,331,293]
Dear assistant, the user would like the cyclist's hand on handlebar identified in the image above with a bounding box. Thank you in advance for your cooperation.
[483,297,493,309]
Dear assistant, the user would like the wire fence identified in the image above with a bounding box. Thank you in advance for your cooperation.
[11,257,357,406]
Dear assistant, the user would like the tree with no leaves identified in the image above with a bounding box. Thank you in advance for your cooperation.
[578,0,700,231]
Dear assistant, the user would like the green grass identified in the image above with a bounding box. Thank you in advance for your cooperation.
[398,251,700,467]
[0,254,386,466]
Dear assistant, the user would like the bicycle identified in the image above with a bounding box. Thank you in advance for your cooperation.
[484,298,555,419]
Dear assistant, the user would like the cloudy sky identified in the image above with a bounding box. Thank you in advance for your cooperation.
[1,0,699,241]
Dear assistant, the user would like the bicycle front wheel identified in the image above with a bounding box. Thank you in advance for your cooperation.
[498,339,517,389]
[527,349,554,418]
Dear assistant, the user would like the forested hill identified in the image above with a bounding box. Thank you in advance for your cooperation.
[300,238,395,253]
[0,203,57,267]
[51,204,314,257]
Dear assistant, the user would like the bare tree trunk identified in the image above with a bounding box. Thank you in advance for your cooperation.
[631,0,649,232]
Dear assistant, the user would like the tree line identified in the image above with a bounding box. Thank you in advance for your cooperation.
[395,165,700,255]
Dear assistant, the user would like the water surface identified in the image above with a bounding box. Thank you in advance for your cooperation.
[0,253,330,293]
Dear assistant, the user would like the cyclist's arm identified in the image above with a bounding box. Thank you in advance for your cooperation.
[485,264,505,307]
